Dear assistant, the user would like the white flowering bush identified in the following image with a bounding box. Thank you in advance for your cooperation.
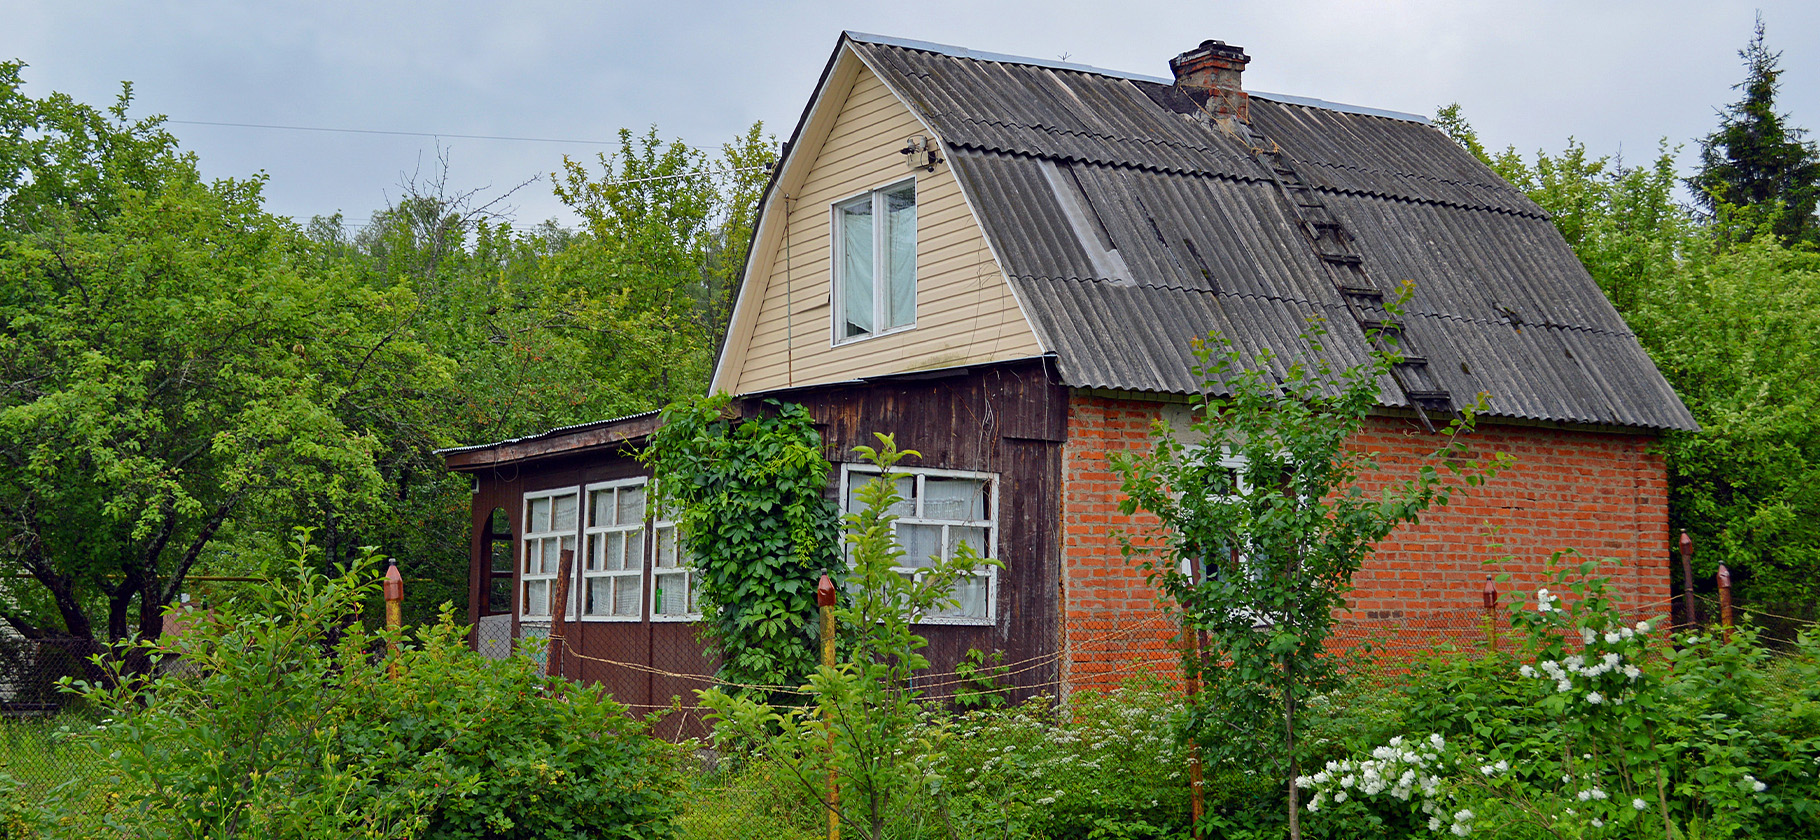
[1304,552,1819,839]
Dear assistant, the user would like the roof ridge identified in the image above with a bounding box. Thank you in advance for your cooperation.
[847,32,1429,123]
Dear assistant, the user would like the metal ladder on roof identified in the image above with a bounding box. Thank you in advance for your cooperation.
[1243,136,1457,433]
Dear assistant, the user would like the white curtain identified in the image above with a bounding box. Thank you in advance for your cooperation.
[885,186,917,329]
[841,200,874,336]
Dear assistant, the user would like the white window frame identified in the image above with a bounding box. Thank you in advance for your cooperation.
[830,178,918,345]
[579,478,649,622]
[840,464,998,626]
[520,487,580,621]
[650,516,699,622]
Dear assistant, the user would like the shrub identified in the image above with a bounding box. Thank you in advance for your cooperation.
[62,532,682,839]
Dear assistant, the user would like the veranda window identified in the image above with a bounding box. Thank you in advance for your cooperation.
[582,480,647,619]
[842,465,997,624]
[521,489,579,620]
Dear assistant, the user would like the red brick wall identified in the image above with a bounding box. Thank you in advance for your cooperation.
[1058,393,1672,694]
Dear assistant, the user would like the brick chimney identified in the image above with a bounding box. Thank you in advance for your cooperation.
[1169,40,1251,123]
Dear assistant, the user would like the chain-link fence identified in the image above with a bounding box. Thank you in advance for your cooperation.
[0,635,105,797]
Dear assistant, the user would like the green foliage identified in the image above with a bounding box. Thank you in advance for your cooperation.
[52,531,681,839]
[951,648,1011,711]
[1688,17,1820,246]
[0,63,430,661]
[700,435,996,840]
[644,395,841,690]
[1300,557,1820,839]
[1112,317,1505,836]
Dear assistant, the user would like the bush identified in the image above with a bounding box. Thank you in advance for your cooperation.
[1297,556,1820,839]
[57,532,682,839]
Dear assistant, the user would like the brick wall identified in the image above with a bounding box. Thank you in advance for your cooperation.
[1058,393,1672,694]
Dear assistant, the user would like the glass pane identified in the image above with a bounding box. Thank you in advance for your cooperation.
[489,507,510,538]
[840,198,874,337]
[656,571,687,615]
[900,523,942,568]
[942,574,990,619]
[526,579,549,616]
[949,525,989,559]
[617,484,646,526]
[655,527,678,568]
[592,488,614,527]
[685,573,698,614]
[541,538,560,574]
[488,576,512,613]
[614,576,641,616]
[924,478,985,521]
[884,185,916,329]
[586,534,605,572]
[625,530,645,570]
[552,494,578,531]
[586,577,611,616]
[605,532,625,571]
[560,535,576,561]
[890,476,915,519]
[529,497,551,533]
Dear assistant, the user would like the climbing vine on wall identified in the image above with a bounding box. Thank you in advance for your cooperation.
[643,395,841,692]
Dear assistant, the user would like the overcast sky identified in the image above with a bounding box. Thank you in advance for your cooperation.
[5,1,1817,229]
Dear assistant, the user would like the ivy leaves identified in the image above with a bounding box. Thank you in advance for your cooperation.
[643,395,840,692]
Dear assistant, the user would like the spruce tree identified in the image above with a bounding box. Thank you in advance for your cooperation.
[1688,17,1820,245]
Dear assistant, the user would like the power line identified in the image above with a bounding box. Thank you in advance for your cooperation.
[168,118,626,146]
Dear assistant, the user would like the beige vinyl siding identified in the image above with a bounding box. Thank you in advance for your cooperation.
[727,65,1042,394]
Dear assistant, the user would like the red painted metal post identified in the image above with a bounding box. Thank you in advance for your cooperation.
[1679,531,1698,629]
[1717,564,1733,644]
[1482,577,1498,654]
[383,559,404,679]
[817,573,839,840]
[545,549,574,679]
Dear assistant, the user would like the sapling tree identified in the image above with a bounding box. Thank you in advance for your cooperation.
[700,435,995,840]
[1112,317,1507,839]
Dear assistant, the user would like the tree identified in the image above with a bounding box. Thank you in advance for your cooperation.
[1111,319,1505,840]
[1687,16,1820,245]
[0,64,435,669]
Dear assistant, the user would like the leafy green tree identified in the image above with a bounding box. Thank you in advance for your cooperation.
[1687,17,1820,245]
[0,64,448,666]
[1111,321,1504,840]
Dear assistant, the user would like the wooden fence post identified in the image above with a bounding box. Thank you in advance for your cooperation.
[1717,564,1733,644]
[1679,531,1698,629]
[817,573,839,840]
[1482,576,1499,654]
[384,559,404,679]
[546,549,574,679]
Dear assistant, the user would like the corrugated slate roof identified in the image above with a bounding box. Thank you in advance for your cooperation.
[846,34,1697,430]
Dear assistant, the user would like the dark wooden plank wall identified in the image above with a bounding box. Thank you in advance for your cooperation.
[462,358,1068,727]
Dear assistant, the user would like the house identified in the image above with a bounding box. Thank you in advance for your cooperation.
[441,33,1698,716]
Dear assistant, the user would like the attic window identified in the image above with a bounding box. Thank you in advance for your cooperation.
[833,180,917,342]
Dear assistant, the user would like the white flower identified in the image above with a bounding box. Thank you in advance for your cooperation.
[1429,733,1446,750]
[1429,817,1443,831]
[1519,664,1537,678]
[1591,788,1608,800]
[1620,627,1634,640]
[1495,760,1509,772]
[1623,665,1642,680]
[1578,790,1592,801]
[1592,818,1605,828]
[1479,764,1495,776]
[1306,799,1320,812]
[1581,627,1598,645]
[1557,679,1574,694]
[1334,791,1348,803]
[1451,825,1470,837]
[1636,620,1651,633]
[1755,781,1768,793]
[1586,691,1605,705]
[1633,798,1649,810]
[1454,809,1474,821]
[1604,631,1622,644]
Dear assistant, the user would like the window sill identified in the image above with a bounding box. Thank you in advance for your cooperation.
[832,322,916,348]
[651,614,702,623]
